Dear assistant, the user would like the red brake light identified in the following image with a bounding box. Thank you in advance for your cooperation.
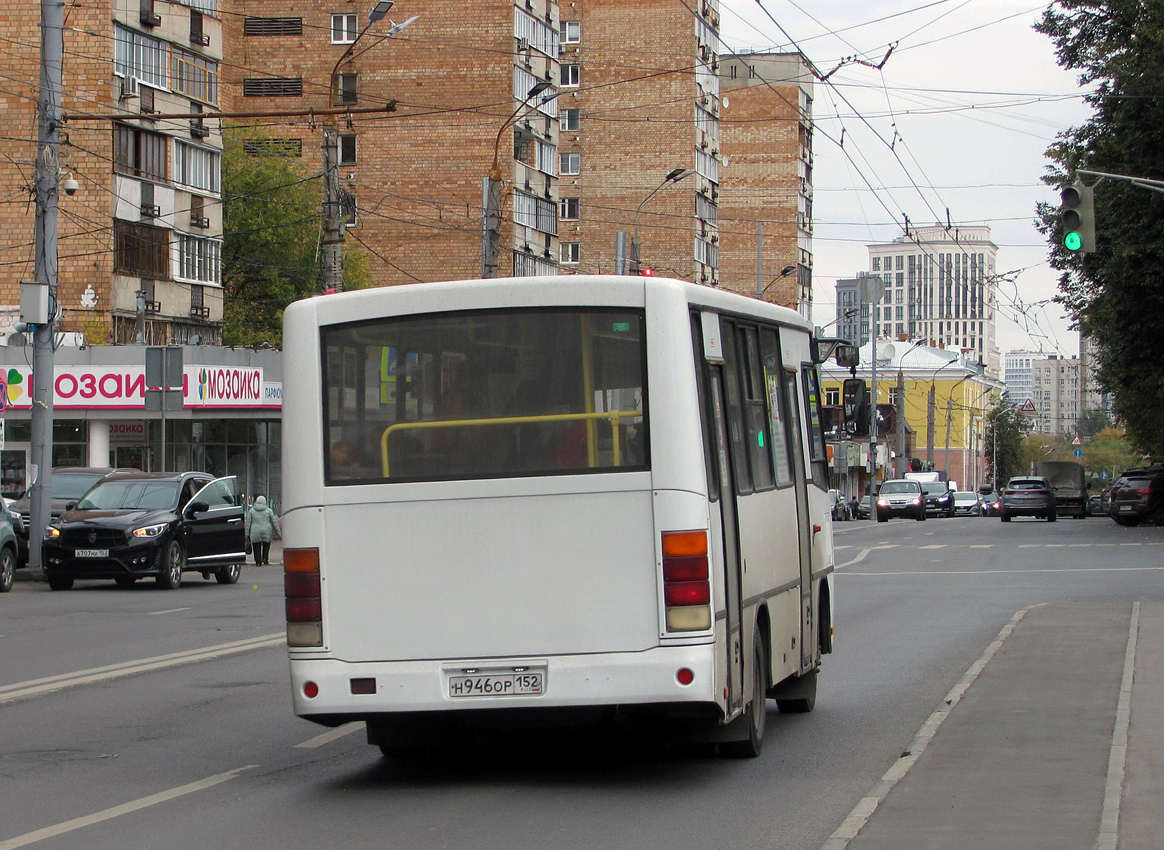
[284,547,322,646]
[662,531,711,632]
[665,581,711,606]
[663,555,708,582]
[286,597,322,622]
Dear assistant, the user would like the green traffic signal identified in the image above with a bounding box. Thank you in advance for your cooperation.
[1064,230,1082,251]
[1059,179,1094,253]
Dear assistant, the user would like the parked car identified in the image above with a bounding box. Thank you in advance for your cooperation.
[921,481,956,517]
[1108,466,1164,526]
[42,471,246,590]
[875,479,926,522]
[0,501,18,593]
[952,491,984,517]
[8,467,118,565]
[999,476,1056,522]
[1088,493,1106,516]
[855,496,873,520]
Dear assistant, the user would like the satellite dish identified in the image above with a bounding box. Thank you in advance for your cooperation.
[878,344,896,361]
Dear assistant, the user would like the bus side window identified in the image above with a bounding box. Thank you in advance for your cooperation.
[692,312,720,501]
[759,328,793,487]
[739,326,775,491]
[719,320,753,496]
[801,366,830,489]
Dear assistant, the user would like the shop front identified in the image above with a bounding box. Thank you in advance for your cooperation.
[0,346,283,510]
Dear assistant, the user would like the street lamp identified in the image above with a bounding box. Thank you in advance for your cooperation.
[759,264,797,299]
[481,80,557,278]
[330,1,398,96]
[630,168,691,273]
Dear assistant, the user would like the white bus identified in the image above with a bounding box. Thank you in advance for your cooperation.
[281,275,835,758]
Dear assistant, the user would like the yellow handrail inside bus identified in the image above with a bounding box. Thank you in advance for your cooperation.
[380,410,640,477]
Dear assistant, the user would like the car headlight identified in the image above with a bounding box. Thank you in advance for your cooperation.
[46,526,60,539]
[877,499,889,507]
[132,523,168,538]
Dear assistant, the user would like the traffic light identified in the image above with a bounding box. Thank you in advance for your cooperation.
[842,378,868,436]
[1060,179,1095,254]
[876,403,896,436]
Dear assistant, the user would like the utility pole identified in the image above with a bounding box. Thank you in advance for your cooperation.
[321,128,344,292]
[896,369,906,476]
[926,384,936,467]
[615,231,627,275]
[944,396,954,476]
[27,0,65,579]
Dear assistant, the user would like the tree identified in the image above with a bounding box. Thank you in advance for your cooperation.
[1034,1,1164,461]
[1084,426,1145,481]
[1076,408,1112,439]
[984,403,1032,489]
[221,130,370,348]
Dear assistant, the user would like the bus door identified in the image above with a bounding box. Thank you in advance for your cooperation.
[783,368,816,671]
[699,313,744,717]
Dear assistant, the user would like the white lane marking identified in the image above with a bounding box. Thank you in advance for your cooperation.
[148,607,192,616]
[834,545,899,570]
[844,566,1164,576]
[1095,602,1139,850]
[968,545,993,549]
[819,606,1033,850]
[295,721,366,749]
[919,545,946,550]
[0,765,257,849]
[0,633,285,704]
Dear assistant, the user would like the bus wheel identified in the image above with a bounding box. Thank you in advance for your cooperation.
[722,638,768,758]
[776,670,817,714]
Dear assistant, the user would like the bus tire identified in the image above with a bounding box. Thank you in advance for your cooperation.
[722,637,768,759]
[775,670,817,714]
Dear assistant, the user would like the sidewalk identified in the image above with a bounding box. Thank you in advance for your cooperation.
[829,601,1161,850]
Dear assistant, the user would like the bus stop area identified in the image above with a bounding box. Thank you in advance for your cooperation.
[829,600,1163,850]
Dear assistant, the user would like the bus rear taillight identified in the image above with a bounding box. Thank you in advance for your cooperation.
[284,548,323,647]
[662,531,711,632]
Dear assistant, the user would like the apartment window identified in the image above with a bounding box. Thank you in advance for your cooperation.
[177,233,221,283]
[331,13,358,43]
[562,21,580,43]
[171,46,218,104]
[514,191,557,235]
[561,242,580,264]
[339,134,357,165]
[695,236,717,268]
[826,388,840,406]
[561,64,580,87]
[190,11,209,46]
[114,25,167,88]
[513,8,558,56]
[115,221,170,278]
[243,17,303,36]
[872,256,880,271]
[560,108,580,131]
[335,73,357,105]
[559,197,579,220]
[115,124,168,182]
[560,152,580,175]
[243,77,303,97]
[174,141,220,193]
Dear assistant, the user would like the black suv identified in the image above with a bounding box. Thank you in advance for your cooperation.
[42,471,246,590]
[1109,466,1164,526]
[8,467,118,565]
[921,482,955,517]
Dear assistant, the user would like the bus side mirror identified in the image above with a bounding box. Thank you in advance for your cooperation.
[842,378,869,436]
[834,344,859,369]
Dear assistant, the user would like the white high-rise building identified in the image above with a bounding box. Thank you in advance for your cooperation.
[866,225,1000,377]
[1004,350,1042,406]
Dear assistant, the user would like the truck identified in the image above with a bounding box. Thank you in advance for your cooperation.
[1034,460,1088,519]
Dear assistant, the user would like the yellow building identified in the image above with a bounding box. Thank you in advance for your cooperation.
[821,340,1002,493]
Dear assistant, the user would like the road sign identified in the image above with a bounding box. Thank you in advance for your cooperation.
[1102,471,1109,479]
[1020,398,1037,413]
[1074,449,1083,458]
[1071,434,1083,446]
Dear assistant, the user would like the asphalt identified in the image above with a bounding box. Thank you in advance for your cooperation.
[824,599,1162,850]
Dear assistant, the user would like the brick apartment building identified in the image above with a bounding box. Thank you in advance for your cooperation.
[2,0,813,346]
[0,0,226,345]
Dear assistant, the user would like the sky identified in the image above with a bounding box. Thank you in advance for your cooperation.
[717,0,1092,359]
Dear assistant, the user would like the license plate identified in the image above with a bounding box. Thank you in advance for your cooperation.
[1120,506,1135,513]
[75,549,109,558]
[448,671,544,698]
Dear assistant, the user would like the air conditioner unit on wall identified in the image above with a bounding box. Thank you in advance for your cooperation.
[120,76,139,100]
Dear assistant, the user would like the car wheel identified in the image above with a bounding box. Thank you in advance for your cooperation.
[0,546,14,593]
[215,563,242,584]
[722,637,768,758]
[1000,512,1011,522]
[157,540,184,589]
[47,575,73,590]
[877,515,888,523]
[1047,511,1057,523]
[916,509,926,521]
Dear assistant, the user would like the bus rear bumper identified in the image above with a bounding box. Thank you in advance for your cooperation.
[290,643,719,724]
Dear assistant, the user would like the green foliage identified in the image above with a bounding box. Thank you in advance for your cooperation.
[221,128,372,348]
[984,403,1032,488]
[1035,1,1164,460]
[1084,426,1146,480]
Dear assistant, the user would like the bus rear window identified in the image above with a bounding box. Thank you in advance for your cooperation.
[321,308,648,483]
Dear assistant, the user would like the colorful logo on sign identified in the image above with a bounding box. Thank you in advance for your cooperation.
[0,369,23,409]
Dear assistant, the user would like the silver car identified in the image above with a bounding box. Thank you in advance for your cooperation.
[875,479,927,522]
[1000,477,1056,522]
